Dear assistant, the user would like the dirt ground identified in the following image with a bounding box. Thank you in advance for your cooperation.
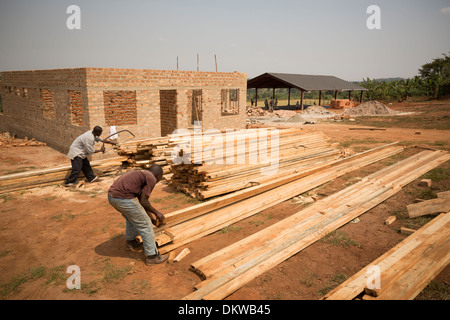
[0,100,449,301]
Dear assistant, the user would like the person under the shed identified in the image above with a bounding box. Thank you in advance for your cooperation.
[65,126,116,187]
[107,164,169,265]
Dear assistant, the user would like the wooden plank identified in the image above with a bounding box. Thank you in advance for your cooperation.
[385,216,397,225]
[407,197,450,218]
[158,145,406,254]
[183,150,450,300]
[324,212,450,300]
[157,143,403,230]
[400,227,416,235]
[364,216,450,297]
[174,248,191,262]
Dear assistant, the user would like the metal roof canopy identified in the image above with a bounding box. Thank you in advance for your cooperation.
[247,72,367,110]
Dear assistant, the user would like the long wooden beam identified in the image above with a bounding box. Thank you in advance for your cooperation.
[154,143,405,253]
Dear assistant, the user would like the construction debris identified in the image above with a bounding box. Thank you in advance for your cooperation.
[0,132,47,147]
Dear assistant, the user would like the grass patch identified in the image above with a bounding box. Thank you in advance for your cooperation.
[0,265,66,297]
[131,279,151,294]
[248,220,265,227]
[318,273,348,297]
[51,212,76,222]
[300,272,319,287]
[101,260,132,283]
[320,230,359,247]
[0,194,16,203]
[43,196,58,201]
[219,225,242,234]
[415,280,450,300]
[422,168,449,182]
[0,250,11,258]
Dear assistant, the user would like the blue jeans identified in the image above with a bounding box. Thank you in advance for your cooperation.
[108,196,157,256]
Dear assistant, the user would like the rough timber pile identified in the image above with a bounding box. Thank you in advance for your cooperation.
[169,128,341,200]
[181,149,449,300]
[153,142,406,254]
[323,212,450,300]
[0,157,127,193]
[115,136,173,175]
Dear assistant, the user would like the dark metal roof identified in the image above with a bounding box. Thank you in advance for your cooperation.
[247,72,367,91]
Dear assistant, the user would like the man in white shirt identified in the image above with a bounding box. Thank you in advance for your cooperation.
[65,126,116,187]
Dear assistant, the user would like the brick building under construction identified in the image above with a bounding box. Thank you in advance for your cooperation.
[0,68,247,154]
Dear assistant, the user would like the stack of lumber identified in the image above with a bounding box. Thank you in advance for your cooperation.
[0,156,127,193]
[115,136,173,175]
[181,149,449,300]
[323,212,450,300]
[153,142,405,254]
[170,128,341,200]
[0,132,47,147]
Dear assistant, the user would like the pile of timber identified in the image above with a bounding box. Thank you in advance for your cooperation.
[323,212,450,300]
[0,156,127,193]
[170,128,341,200]
[181,149,449,300]
[153,142,405,254]
[0,132,47,147]
[115,136,173,175]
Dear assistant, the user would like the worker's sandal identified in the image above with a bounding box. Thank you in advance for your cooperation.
[126,239,143,251]
[145,252,169,265]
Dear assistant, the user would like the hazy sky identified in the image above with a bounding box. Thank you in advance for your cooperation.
[1,0,449,81]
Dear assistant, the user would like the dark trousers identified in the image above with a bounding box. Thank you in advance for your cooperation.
[65,156,96,184]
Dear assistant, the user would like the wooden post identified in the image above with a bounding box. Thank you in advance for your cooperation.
[214,54,217,72]
[334,90,338,100]
[272,88,275,99]
[300,90,304,111]
[360,91,364,103]
[255,88,258,107]
[319,91,322,106]
[288,88,291,106]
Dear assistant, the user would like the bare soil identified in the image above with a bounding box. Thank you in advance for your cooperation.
[0,99,449,300]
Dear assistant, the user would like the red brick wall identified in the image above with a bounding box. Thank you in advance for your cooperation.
[103,90,137,126]
[0,68,247,157]
[0,68,87,152]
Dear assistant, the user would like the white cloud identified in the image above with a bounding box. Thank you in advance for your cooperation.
[441,7,450,15]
